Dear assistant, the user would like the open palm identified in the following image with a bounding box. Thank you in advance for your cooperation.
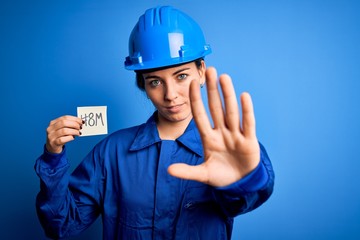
[168,67,260,187]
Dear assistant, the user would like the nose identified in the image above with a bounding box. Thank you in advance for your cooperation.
[164,82,178,101]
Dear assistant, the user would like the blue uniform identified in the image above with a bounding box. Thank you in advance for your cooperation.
[35,113,275,239]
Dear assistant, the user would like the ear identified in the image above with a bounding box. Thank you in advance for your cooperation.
[198,60,206,85]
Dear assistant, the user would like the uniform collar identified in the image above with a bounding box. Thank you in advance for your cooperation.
[129,112,161,151]
[177,118,203,157]
[129,112,203,157]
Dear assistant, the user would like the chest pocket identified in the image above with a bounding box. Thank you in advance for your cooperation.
[175,185,232,240]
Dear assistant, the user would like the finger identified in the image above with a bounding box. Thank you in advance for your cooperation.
[49,115,83,128]
[47,123,82,147]
[47,127,81,144]
[205,67,225,128]
[190,79,212,135]
[56,135,78,145]
[46,135,77,153]
[219,74,240,131]
[46,116,83,153]
[240,92,256,137]
[55,127,82,137]
[46,121,82,153]
[49,117,83,133]
[168,163,208,184]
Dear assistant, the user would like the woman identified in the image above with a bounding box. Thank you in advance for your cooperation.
[35,6,274,239]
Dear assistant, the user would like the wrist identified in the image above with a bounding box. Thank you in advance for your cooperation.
[45,143,63,154]
[42,144,68,168]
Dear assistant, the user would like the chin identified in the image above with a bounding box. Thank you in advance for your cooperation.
[161,111,192,123]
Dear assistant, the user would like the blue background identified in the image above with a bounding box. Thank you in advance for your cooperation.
[1,0,359,239]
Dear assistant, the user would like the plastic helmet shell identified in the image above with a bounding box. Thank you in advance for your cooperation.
[124,6,211,70]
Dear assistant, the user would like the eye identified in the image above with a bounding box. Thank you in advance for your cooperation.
[177,74,188,80]
[149,79,161,87]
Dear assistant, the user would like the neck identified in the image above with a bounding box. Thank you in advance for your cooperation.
[156,114,192,140]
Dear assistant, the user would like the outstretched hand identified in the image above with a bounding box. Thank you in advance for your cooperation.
[168,67,260,187]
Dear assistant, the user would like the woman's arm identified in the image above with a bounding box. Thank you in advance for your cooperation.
[35,116,102,238]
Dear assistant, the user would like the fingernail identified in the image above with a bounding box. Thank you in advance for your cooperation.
[79,131,82,135]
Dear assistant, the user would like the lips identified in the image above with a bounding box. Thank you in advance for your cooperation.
[165,103,184,113]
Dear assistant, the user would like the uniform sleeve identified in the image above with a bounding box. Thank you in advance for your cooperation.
[34,145,103,239]
[213,142,275,217]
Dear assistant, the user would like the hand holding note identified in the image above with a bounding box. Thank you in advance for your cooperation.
[45,106,108,154]
[45,115,83,154]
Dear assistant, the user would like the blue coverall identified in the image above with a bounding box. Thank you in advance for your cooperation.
[35,113,275,239]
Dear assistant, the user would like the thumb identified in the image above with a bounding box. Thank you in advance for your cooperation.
[168,163,208,183]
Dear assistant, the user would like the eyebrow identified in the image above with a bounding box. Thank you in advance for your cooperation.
[144,67,191,80]
[173,67,190,75]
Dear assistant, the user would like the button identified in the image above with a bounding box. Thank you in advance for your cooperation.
[184,202,194,209]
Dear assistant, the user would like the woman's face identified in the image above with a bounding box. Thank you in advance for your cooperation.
[143,61,205,125]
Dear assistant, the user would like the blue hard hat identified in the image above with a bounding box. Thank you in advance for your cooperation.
[124,6,211,71]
